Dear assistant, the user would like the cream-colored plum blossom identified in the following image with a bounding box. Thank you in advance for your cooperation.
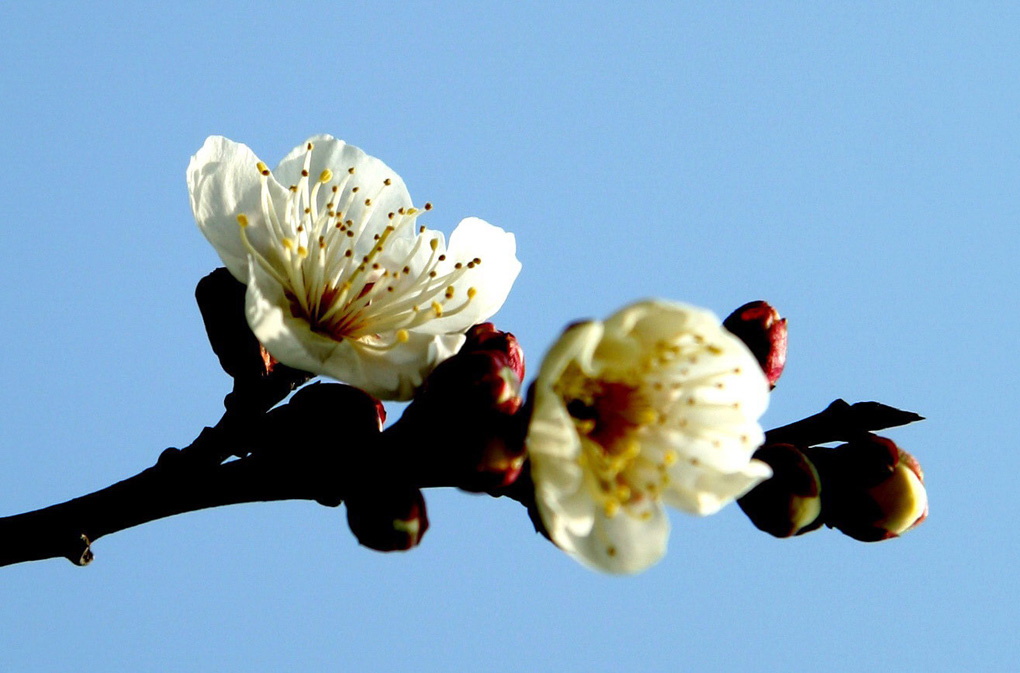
[527,300,772,574]
[188,135,521,400]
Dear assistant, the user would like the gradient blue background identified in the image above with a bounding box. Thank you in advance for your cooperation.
[1,3,1016,671]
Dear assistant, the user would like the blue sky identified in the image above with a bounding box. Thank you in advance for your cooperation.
[1,3,1017,671]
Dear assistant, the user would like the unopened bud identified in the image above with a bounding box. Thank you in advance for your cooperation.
[265,383,384,506]
[196,268,311,412]
[422,349,524,416]
[723,301,787,389]
[283,383,385,438]
[196,268,269,380]
[395,325,528,491]
[820,436,928,542]
[345,486,429,552]
[467,414,528,491]
[463,322,525,382]
[738,443,823,537]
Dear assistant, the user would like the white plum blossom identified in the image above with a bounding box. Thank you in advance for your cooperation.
[526,300,772,574]
[188,135,521,400]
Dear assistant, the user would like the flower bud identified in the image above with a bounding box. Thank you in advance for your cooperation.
[196,268,312,413]
[196,268,269,380]
[723,301,787,389]
[394,325,527,491]
[819,435,928,542]
[263,383,385,506]
[470,414,528,489]
[419,325,525,416]
[345,486,429,552]
[464,322,525,382]
[738,443,823,537]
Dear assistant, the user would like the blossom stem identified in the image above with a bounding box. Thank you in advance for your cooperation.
[765,399,924,447]
[0,422,342,568]
[0,395,534,569]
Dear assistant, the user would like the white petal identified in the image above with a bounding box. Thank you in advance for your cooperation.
[245,259,462,400]
[534,469,597,541]
[662,459,772,515]
[187,136,266,282]
[562,506,669,574]
[414,218,522,334]
[275,135,412,249]
[535,320,604,383]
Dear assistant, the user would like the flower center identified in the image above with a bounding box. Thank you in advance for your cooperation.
[236,142,479,348]
[558,364,658,520]
[555,334,753,520]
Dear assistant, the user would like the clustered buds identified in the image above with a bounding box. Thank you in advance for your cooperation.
[739,435,928,542]
[396,323,528,491]
[724,301,787,389]
[187,272,930,566]
[339,324,528,551]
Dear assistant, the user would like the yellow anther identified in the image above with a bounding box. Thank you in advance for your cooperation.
[432,301,443,316]
[236,213,249,228]
[319,169,333,183]
[281,238,295,251]
[663,450,678,467]
[636,408,658,425]
[445,287,455,299]
[383,178,392,186]
[297,246,308,258]
[467,287,478,299]
[604,500,621,518]
[256,162,270,175]
[396,329,409,343]
[430,238,439,251]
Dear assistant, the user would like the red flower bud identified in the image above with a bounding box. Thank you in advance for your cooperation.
[738,443,823,537]
[464,322,525,382]
[421,330,525,416]
[819,436,928,542]
[723,301,787,389]
[345,486,429,552]
[393,325,528,491]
